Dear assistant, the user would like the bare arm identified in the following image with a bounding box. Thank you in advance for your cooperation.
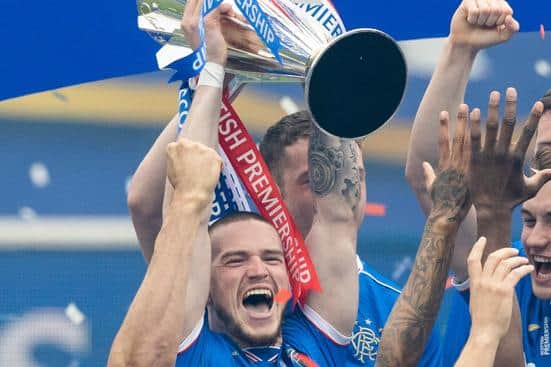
[405,0,518,280]
[377,108,472,367]
[128,2,236,262]
[305,128,362,337]
[108,140,222,367]
[128,114,179,262]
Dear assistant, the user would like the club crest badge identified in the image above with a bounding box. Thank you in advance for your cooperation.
[351,319,381,363]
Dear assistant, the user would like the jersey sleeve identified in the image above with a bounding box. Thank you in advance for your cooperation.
[175,315,234,366]
[283,304,350,366]
[417,326,443,367]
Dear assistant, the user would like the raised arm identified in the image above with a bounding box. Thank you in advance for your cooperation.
[466,90,551,366]
[304,128,363,337]
[108,139,222,367]
[377,107,472,367]
[454,240,533,367]
[127,1,234,262]
[405,0,518,280]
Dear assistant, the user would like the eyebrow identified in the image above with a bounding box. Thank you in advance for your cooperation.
[262,249,284,257]
[220,250,249,261]
[521,208,534,216]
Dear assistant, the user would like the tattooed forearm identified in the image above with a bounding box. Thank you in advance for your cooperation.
[308,127,361,212]
[376,168,470,367]
[376,220,457,367]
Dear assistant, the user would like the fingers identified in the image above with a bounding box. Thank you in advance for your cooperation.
[439,111,451,168]
[504,264,534,288]
[496,87,517,153]
[452,104,469,162]
[493,255,529,281]
[495,1,513,25]
[485,0,501,26]
[467,236,487,281]
[476,0,491,26]
[514,101,544,158]
[181,0,205,48]
[484,91,500,153]
[483,247,519,277]
[525,168,551,198]
[423,162,436,191]
[470,108,482,157]
[464,0,480,24]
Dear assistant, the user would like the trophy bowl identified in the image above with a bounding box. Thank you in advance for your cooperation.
[137,0,407,138]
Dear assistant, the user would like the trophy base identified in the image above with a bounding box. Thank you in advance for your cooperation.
[305,29,407,139]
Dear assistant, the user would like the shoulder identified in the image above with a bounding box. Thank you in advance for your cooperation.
[176,314,235,364]
[357,257,401,297]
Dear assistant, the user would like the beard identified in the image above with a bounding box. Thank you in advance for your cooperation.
[210,300,282,347]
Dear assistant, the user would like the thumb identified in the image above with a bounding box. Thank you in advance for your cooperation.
[526,168,551,197]
[498,15,519,40]
[423,162,436,192]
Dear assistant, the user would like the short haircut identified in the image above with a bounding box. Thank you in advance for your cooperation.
[208,211,274,258]
[541,89,551,113]
[259,111,314,189]
[208,211,272,236]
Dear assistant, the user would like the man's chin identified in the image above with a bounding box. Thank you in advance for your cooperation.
[235,321,281,347]
[531,275,551,299]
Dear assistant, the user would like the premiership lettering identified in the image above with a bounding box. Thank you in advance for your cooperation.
[192,46,207,71]
[234,0,278,56]
[218,98,320,300]
[294,2,344,38]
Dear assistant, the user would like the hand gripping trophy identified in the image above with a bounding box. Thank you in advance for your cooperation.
[137,0,407,139]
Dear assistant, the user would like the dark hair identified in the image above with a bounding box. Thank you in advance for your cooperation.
[259,111,314,189]
[541,89,551,113]
[208,211,272,236]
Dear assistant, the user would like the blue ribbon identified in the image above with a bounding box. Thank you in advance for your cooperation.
[169,0,282,222]
[233,0,282,63]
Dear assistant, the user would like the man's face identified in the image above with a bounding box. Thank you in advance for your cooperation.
[279,138,367,237]
[209,219,290,347]
[521,181,551,299]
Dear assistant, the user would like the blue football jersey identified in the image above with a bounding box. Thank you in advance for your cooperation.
[176,305,349,366]
[441,240,551,366]
[349,259,442,366]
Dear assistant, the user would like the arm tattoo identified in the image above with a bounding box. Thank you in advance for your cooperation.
[376,168,470,367]
[308,127,361,212]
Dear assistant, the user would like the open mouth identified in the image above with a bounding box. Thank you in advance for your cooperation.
[242,288,274,316]
[533,255,551,281]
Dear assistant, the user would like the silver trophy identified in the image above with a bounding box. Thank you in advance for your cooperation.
[137,0,407,138]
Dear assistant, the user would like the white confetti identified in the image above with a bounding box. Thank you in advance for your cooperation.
[18,207,37,221]
[65,303,86,326]
[280,96,299,115]
[29,162,51,188]
[535,59,551,78]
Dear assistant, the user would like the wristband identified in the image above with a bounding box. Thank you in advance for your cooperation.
[197,62,225,89]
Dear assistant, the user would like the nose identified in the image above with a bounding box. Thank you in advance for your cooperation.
[246,256,269,280]
[525,222,551,250]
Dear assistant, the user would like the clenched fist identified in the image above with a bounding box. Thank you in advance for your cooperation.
[167,138,223,206]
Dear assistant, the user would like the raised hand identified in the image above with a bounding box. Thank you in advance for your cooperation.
[468,88,551,213]
[423,106,472,230]
[467,238,533,342]
[180,0,228,65]
[450,0,519,50]
[167,138,222,205]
